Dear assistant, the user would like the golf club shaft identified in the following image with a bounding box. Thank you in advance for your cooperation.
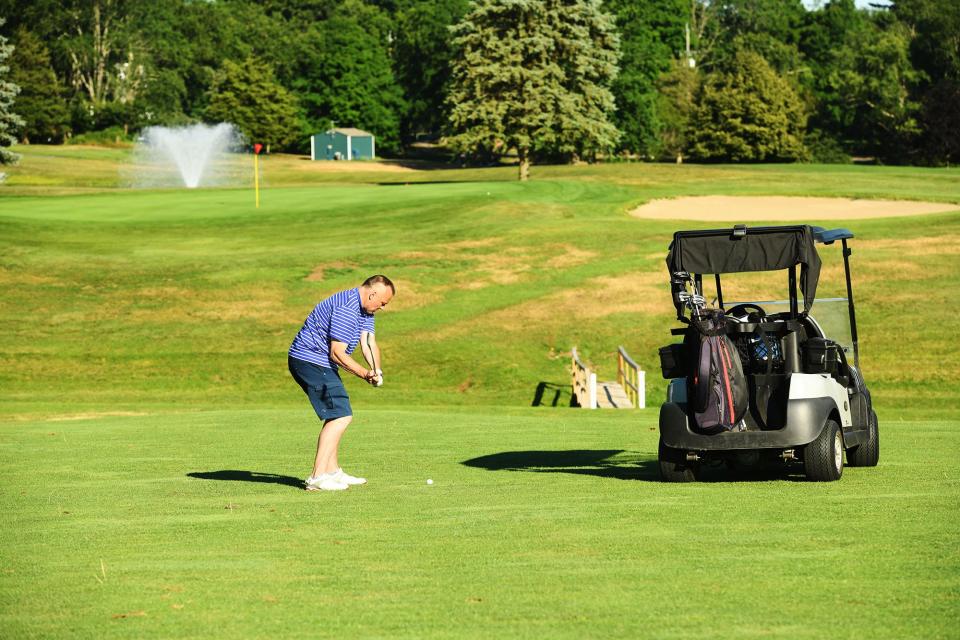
[366,333,379,380]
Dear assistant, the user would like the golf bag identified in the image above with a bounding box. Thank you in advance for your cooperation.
[688,310,748,433]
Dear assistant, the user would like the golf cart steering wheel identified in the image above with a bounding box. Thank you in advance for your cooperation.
[727,303,766,319]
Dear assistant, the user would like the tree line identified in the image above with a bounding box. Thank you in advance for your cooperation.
[0,0,957,169]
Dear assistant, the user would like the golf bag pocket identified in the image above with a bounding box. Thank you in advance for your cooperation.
[659,343,686,379]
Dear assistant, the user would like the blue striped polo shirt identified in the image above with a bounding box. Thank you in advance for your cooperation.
[289,288,375,370]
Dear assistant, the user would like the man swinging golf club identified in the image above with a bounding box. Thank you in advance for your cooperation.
[288,275,395,491]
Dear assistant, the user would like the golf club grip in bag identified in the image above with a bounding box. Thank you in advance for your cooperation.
[689,310,748,432]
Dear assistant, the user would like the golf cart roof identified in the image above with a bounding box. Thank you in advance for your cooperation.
[666,224,854,312]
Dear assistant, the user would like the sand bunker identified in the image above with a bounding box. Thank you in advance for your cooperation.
[630,196,958,221]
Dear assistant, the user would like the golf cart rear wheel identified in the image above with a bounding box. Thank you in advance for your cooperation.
[803,419,843,482]
[847,409,880,467]
[658,437,700,482]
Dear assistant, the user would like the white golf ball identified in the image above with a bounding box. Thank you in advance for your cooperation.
[426,479,433,485]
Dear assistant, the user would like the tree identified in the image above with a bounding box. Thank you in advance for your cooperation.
[851,18,921,161]
[205,57,301,151]
[710,0,808,74]
[688,49,807,162]
[62,0,139,107]
[0,19,23,164]
[605,0,686,156]
[656,60,699,162]
[800,0,866,146]
[447,0,620,181]
[799,0,921,162]
[288,0,406,153]
[10,28,70,143]
[892,0,960,163]
[392,0,469,142]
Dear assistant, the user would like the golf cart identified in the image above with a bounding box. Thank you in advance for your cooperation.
[657,224,879,482]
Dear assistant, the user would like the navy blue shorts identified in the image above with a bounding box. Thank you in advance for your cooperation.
[288,356,353,421]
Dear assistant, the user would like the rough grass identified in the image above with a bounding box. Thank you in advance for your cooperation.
[1,409,958,639]
[2,158,959,417]
[1,150,959,637]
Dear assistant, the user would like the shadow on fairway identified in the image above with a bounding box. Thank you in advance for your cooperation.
[462,450,660,481]
[187,470,303,489]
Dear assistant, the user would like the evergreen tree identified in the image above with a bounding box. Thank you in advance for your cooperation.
[0,20,23,164]
[447,0,620,181]
[10,28,70,143]
[688,49,807,162]
[205,57,301,151]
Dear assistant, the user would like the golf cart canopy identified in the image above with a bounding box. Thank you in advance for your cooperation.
[666,225,853,313]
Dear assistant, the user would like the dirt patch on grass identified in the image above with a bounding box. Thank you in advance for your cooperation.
[386,279,442,311]
[630,196,959,221]
[0,269,62,286]
[47,411,150,422]
[125,285,289,324]
[305,261,356,282]
[447,238,500,250]
[867,234,960,255]
[436,271,670,340]
[545,245,597,269]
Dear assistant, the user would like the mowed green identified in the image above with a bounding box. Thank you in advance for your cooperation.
[1,147,959,637]
[3,410,959,639]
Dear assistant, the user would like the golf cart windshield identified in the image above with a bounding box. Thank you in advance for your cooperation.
[725,297,855,355]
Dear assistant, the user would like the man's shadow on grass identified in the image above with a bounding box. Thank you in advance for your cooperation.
[462,449,661,481]
[187,470,303,489]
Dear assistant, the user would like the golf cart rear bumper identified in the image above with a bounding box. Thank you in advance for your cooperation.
[659,399,835,451]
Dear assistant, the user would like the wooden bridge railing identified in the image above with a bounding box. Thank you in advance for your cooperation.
[571,347,597,409]
[616,346,645,409]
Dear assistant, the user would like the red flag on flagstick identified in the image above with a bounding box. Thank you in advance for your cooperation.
[254,143,263,155]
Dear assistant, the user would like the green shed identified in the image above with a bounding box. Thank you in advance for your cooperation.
[310,128,376,161]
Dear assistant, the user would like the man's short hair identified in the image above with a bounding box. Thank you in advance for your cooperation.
[363,274,395,294]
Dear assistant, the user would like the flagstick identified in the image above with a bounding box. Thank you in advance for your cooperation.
[254,152,260,208]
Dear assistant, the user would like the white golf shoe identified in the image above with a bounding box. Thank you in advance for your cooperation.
[334,469,367,485]
[304,473,349,491]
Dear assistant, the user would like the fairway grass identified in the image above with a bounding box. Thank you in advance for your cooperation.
[1,408,958,639]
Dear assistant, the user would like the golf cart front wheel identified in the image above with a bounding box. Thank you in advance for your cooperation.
[803,419,843,482]
[658,438,700,482]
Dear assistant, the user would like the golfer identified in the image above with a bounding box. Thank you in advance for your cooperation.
[288,275,395,491]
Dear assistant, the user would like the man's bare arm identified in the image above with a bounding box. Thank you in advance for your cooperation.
[329,341,376,382]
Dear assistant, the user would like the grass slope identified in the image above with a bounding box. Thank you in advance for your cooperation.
[2,409,958,639]
[2,155,959,417]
